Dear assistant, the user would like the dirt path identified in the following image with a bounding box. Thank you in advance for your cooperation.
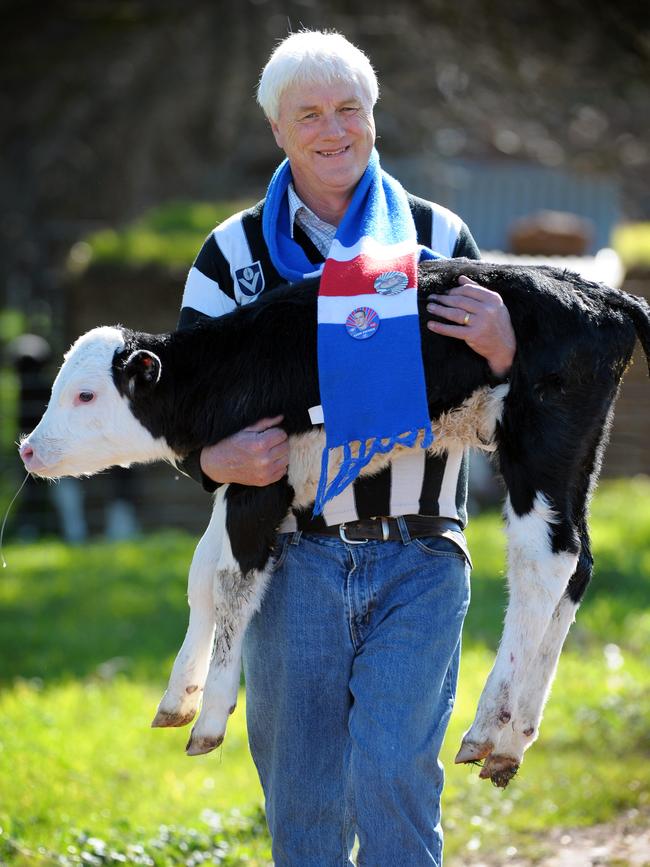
[458,809,650,867]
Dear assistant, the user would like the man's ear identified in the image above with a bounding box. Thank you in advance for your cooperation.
[124,349,162,399]
[269,117,284,149]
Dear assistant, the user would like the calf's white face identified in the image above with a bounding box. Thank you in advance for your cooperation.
[19,326,174,479]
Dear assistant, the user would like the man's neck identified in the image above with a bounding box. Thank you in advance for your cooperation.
[291,181,351,227]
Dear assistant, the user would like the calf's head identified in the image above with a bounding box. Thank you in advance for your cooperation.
[19,326,172,479]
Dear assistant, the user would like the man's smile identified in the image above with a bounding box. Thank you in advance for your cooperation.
[316,145,351,157]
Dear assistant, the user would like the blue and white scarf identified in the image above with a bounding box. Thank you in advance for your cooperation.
[263,149,438,515]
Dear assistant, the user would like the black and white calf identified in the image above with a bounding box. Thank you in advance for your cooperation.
[20,259,650,787]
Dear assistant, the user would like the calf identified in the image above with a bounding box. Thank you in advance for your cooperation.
[19,259,650,787]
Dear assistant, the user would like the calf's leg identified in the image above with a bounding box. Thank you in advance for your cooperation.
[456,492,579,786]
[490,592,578,769]
[152,488,226,728]
[185,479,293,755]
[483,413,602,777]
[185,556,272,755]
[457,382,615,786]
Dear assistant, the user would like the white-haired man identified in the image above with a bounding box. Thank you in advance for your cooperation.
[179,31,515,867]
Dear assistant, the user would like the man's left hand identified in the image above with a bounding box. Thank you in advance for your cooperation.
[426,275,516,379]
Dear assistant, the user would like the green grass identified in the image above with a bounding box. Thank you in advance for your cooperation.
[0,682,269,865]
[1,479,649,864]
[71,201,253,272]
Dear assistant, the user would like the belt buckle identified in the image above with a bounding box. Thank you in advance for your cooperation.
[339,523,369,545]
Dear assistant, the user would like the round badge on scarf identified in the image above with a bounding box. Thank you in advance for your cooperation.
[346,307,380,340]
[374,270,408,295]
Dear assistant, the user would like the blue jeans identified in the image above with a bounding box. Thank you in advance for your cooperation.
[242,519,471,867]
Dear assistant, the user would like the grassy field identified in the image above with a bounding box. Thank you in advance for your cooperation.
[1,478,649,865]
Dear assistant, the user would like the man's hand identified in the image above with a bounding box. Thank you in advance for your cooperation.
[199,415,290,486]
[426,275,516,378]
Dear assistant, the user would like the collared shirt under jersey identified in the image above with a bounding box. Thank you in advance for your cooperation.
[287,182,337,258]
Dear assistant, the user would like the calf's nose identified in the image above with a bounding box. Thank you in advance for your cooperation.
[19,442,34,464]
[19,442,47,474]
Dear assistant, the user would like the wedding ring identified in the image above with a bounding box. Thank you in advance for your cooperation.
[463,312,471,326]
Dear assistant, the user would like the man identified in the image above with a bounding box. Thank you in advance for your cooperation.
[179,30,515,867]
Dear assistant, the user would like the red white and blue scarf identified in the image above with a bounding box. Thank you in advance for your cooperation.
[263,149,438,515]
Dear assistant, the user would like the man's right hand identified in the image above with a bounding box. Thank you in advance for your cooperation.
[199,415,290,486]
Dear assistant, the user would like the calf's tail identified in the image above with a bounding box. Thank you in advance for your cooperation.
[606,287,650,376]
[624,293,650,376]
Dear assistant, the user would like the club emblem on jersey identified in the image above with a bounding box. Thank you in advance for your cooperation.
[235,262,265,297]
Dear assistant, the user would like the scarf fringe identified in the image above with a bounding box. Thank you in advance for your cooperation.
[313,426,435,517]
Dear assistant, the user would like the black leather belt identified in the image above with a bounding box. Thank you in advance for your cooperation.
[306,515,472,566]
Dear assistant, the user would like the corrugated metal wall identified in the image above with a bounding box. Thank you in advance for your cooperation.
[384,156,621,252]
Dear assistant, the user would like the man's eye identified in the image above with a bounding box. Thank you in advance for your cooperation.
[79,392,95,403]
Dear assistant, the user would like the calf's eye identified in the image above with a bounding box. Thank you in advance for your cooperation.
[79,391,95,403]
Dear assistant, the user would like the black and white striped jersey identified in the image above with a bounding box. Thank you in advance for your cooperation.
[178,193,480,530]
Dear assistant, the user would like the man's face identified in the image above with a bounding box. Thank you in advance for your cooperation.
[270,79,376,208]
[353,310,368,329]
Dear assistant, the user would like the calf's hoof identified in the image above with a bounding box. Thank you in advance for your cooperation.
[455,738,493,764]
[185,732,224,756]
[151,709,197,728]
[479,754,520,788]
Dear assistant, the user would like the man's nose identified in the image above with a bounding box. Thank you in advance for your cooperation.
[321,113,345,138]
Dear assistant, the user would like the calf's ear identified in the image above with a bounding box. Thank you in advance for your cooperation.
[124,349,162,398]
